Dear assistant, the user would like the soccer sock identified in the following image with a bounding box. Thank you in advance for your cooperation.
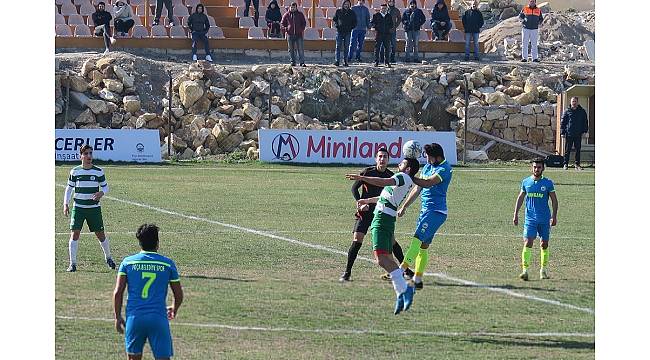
[392,241,405,264]
[390,268,407,295]
[540,247,549,268]
[401,238,421,269]
[414,248,429,283]
[345,241,363,274]
[522,246,532,271]
[99,237,112,260]
[69,239,78,265]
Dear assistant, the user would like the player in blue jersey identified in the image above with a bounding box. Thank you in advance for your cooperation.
[513,158,559,281]
[113,224,184,360]
[396,143,453,289]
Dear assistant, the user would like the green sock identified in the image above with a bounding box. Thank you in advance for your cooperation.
[402,238,421,269]
[415,248,429,277]
[541,248,549,268]
[522,246,532,270]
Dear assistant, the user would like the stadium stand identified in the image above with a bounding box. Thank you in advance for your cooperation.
[131,25,150,38]
[247,27,266,39]
[321,27,336,40]
[170,25,188,38]
[74,24,94,37]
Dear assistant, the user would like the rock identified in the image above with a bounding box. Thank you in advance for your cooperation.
[466,117,483,130]
[507,114,523,127]
[113,65,135,88]
[485,91,512,105]
[188,95,211,115]
[178,148,194,160]
[480,65,494,80]
[470,71,485,87]
[238,139,257,152]
[271,105,282,116]
[243,103,263,122]
[95,57,115,71]
[529,128,545,145]
[258,119,270,129]
[75,108,96,124]
[514,92,535,106]
[179,80,204,108]
[211,124,229,143]
[319,77,341,101]
[167,133,188,152]
[486,108,506,121]
[195,145,211,157]
[135,116,147,129]
[68,76,89,92]
[79,123,102,129]
[522,114,537,127]
[252,65,267,75]
[285,98,301,115]
[217,104,235,115]
[537,86,557,102]
[230,95,244,104]
[226,71,245,84]
[515,126,528,141]
[524,74,542,97]
[292,90,305,103]
[271,117,295,129]
[193,127,212,148]
[457,105,486,119]
[478,2,490,11]
[532,104,543,114]
[210,86,227,97]
[565,65,588,81]
[245,130,259,141]
[219,131,245,152]
[86,99,109,114]
[232,109,245,118]
[99,88,118,102]
[402,77,425,103]
[247,147,259,160]
[521,104,534,114]
[103,78,124,93]
[122,95,141,113]
[499,7,518,20]
[252,80,270,95]
[536,114,551,126]
[584,39,595,61]
[80,58,96,77]
[439,73,448,86]
[110,113,124,127]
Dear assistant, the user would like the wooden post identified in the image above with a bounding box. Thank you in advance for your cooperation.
[311,0,316,28]
[144,0,150,27]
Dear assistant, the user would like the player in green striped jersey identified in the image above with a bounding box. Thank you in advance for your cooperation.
[63,144,115,272]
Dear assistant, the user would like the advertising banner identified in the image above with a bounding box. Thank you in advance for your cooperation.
[259,130,457,165]
[55,129,162,163]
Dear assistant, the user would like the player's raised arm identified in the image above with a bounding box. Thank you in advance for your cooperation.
[549,191,558,226]
[112,274,127,334]
[346,174,396,187]
[513,190,526,226]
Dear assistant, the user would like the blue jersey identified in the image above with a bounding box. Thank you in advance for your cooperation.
[521,176,555,224]
[419,160,453,214]
[118,251,180,318]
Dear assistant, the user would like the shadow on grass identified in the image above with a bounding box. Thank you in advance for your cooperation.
[183,274,255,282]
[461,336,595,350]
[431,281,558,292]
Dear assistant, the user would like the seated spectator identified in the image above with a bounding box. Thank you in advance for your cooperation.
[92,2,115,55]
[187,4,213,62]
[430,0,451,41]
[265,0,283,38]
[113,1,135,37]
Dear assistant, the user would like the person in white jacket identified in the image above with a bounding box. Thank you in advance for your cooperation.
[114,1,135,37]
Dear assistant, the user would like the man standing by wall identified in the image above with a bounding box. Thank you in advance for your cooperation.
[461,0,484,61]
[333,0,357,67]
[385,0,402,64]
[348,0,371,63]
[372,4,394,68]
[401,0,426,63]
[519,0,544,62]
[281,3,307,67]
[560,96,589,170]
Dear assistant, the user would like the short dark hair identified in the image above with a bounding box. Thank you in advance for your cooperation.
[424,143,444,158]
[404,158,420,176]
[79,144,93,155]
[136,224,160,251]
[531,158,545,167]
[97,1,105,6]
[376,147,389,156]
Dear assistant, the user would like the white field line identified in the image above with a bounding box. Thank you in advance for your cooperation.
[82,166,594,173]
[55,185,594,315]
[55,316,594,338]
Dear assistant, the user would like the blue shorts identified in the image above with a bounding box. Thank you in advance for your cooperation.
[523,222,551,241]
[413,210,447,244]
[125,313,173,358]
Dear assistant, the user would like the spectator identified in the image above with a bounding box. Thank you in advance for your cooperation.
[153,0,175,27]
[461,0,484,61]
[519,0,544,62]
[430,0,451,41]
[348,0,371,63]
[371,3,393,68]
[401,0,426,63]
[281,3,307,67]
[560,96,589,170]
[265,0,283,38]
[332,0,357,67]
[113,1,135,37]
[187,4,213,62]
[244,0,261,27]
[383,0,401,64]
[92,2,115,55]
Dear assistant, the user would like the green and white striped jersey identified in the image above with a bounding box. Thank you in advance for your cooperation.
[374,172,414,217]
[67,165,107,208]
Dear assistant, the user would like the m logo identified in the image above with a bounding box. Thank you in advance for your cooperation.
[90,176,95,180]
[272,133,300,161]
[420,222,428,233]
[136,143,145,152]
[541,186,546,191]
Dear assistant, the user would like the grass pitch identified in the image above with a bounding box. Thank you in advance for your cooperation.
[55,162,595,359]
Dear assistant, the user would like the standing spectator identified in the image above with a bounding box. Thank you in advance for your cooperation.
[371,3,393,68]
[187,4,213,62]
[461,0,484,61]
[430,0,451,41]
[265,0,283,38]
[113,1,135,37]
[519,0,544,62]
[244,0,261,27]
[92,2,115,55]
[560,96,589,170]
[154,0,175,27]
[333,0,357,67]
[401,0,426,63]
[348,0,371,63]
[384,0,401,64]
[281,3,307,67]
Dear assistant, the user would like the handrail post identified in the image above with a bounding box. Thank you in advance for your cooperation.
[144,0,150,27]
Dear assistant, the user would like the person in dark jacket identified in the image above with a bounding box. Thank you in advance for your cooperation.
[382,0,401,63]
[372,4,393,67]
[560,97,589,170]
[401,0,426,63]
[333,0,357,66]
[430,0,451,40]
[348,0,371,63]
[281,3,307,66]
[153,0,175,26]
[461,0,484,61]
[265,0,283,38]
[519,0,544,62]
[92,2,115,55]
[188,4,213,62]
[244,0,261,27]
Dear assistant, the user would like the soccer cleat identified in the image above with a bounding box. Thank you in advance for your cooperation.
[380,272,391,281]
[563,164,568,170]
[205,54,213,62]
[414,281,423,290]
[394,293,405,315]
[532,59,540,63]
[519,270,529,281]
[402,285,415,311]
[540,268,550,279]
[339,272,351,282]
[67,264,77,272]
[300,63,306,67]
[521,58,528,62]
[404,268,414,280]
[106,258,116,270]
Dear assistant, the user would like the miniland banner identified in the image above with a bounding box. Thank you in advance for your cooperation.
[55,129,162,163]
[259,130,457,165]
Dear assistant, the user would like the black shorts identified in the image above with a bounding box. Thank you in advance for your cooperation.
[353,209,375,234]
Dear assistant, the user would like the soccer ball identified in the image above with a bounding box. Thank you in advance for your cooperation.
[402,140,422,159]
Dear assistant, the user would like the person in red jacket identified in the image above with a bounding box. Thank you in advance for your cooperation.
[281,3,307,67]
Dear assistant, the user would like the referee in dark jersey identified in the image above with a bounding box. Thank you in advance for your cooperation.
[339,148,414,282]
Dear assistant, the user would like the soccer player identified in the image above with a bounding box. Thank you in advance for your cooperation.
[63,144,115,272]
[513,158,558,280]
[346,158,425,314]
[397,143,452,290]
[113,224,184,360]
[340,148,414,282]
